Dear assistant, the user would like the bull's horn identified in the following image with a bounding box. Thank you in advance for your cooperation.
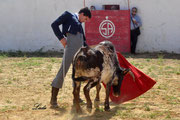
[128,70,135,82]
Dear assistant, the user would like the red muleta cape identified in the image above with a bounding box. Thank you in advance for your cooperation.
[103,52,156,104]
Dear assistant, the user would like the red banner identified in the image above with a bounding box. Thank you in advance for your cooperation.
[85,10,131,53]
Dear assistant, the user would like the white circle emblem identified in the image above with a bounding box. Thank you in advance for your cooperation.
[99,16,115,38]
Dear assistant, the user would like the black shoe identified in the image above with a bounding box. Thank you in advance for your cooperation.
[50,87,59,108]
[131,52,137,55]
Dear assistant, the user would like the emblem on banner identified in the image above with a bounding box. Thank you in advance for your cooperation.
[99,16,115,38]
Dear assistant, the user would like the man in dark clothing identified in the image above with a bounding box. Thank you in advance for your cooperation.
[130,7,142,54]
[50,7,91,108]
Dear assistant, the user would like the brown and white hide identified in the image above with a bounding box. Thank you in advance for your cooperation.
[72,41,133,113]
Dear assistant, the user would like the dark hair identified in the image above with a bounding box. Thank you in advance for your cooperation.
[79,7,91,18]
[132,7,138,12]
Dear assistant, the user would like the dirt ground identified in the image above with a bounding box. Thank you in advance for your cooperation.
[0,53,179,120]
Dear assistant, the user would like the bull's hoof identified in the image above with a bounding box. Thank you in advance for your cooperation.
[50,104,59,109]
[95,98,100,101]
[50,102,59,109]
[87,107,92,113]
[73,98,84,105]
[76,107,82,114]
[104,108,110,111]
[104,106,110,111]
[87,103,92,109]
[77,109,82,114]
[94,100,100,109]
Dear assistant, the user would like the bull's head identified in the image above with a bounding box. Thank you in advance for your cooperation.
[112,68,135,97]
[74,46,103,70]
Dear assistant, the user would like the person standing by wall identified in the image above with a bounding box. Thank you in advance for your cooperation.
[50,7,91,108]
[90,5,96,10]
[130,7,142,54]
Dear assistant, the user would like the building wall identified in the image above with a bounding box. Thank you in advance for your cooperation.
[0,0,180,53]
[0,0,84,52]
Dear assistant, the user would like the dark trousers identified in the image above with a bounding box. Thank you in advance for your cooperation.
[130,30,138,54]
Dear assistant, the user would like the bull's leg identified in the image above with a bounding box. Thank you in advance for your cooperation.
[95,83,101,101]
[104,82,111,111]
[83,80,98,109]
[73,81,81,113]
[94,83,101,109]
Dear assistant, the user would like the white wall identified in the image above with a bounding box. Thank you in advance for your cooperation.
[132,0,180,53]
[0,0,180,53]
[0,0,84,52]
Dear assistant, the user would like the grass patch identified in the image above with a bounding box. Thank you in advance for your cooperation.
[12,60,43,68]
[0,68,2,73]
[0,106,17,112]
[0,53,179,120]
[115,110,133,118]
[144,103,151,111]
[147,111,164,119]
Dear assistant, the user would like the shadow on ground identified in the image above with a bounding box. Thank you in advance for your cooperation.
[69,104,135,120]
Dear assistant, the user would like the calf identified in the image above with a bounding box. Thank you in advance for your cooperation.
[72,41,134,113]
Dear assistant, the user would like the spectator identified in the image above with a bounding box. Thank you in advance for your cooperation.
[90,5,96,10]
[130,7,142,54]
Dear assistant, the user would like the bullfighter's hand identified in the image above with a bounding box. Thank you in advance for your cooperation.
[133,20,138,25]
[60,38,67,48]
